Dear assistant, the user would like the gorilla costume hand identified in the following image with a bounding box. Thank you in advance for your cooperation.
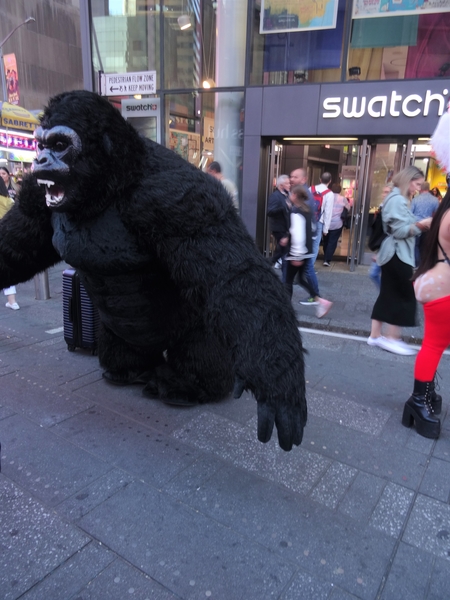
[0,90,307,451]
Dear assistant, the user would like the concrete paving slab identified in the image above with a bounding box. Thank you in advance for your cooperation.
[0,372,95,427]
[56,469,135,521]
[303,415,427,491]
[279,570,332,599]
[403,494,450,560]
[379,541,433,600]
[0,477,90,600]
[76,480,296,600]
[0,414,111,506]
[419,456,450,503]
[427,555,450,600]
[173,411,331,496]
[53,404,202,487]
[156,462,395,600]
[307,389,391,436]
[310,462,358,509]
[60,557,182,600]
[18,541,116,600]
[338,471,386,521]
[369,482,415,537]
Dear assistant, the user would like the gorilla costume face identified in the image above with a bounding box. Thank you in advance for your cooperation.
[0,90,307,451]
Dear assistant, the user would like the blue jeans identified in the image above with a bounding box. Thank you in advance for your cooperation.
[312,220,323,264]
[369,260,381,289]
[304,257,319,296]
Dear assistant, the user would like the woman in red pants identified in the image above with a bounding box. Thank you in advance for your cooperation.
[402,190,450,439]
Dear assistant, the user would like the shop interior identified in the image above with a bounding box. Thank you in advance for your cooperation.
[263,138,448,267]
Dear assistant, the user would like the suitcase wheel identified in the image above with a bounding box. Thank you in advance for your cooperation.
[67,344,76,352]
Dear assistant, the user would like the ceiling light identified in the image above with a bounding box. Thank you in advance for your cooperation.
[202,78,215,89]
[283,137,359,141]
[178,14,191,30]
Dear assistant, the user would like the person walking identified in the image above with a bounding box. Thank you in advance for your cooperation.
[0,166,20,201]
[267,174,291,268]
[289,168,321,306]
[322,183,349,267]
[0,177,19,310]
[402,189,450,439]
[284,184,333,319]
[206,161,239,211]
[310,172,334,264]
[368,166,431,355]
[410,181,439,267]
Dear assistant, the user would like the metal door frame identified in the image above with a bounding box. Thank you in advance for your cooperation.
[347,139,373,271]
[262,140,284,259]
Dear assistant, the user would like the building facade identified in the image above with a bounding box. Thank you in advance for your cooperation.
[0,0,83,171]
[81,1,450,266]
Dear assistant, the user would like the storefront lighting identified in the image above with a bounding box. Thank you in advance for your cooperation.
[202,78,215,89]
[134,94,142,99]
[283,137,358,141]
[178,15,191,30]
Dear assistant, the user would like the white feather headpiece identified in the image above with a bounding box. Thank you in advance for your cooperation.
[430,98,450,174]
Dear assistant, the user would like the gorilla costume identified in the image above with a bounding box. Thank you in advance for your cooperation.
[0,90,307,451]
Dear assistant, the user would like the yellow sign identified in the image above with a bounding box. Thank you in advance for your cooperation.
[1,102,40,131]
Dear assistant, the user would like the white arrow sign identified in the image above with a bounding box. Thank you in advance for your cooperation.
[100,71,157,97]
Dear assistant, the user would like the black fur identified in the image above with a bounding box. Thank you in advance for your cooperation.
[0,90,307,451]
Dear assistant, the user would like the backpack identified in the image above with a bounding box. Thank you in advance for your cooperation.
[311,186,330,223]
[368,208,386,251]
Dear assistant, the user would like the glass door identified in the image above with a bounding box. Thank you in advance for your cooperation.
[347,140,372,271]
[262,140,284,259]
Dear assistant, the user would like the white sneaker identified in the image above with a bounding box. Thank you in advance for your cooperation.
[367,336,383,346]
[5,302,20,310]
[316,298,332,318]
[377,337,416,356]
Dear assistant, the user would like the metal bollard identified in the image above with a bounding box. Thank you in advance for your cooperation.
[34,270,50,300]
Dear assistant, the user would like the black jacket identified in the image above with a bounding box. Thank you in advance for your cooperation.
[267,188,290,235]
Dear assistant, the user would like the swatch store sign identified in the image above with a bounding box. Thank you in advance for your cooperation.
[317,81,449,136]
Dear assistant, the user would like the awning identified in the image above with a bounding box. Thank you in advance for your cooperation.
[1,102,40,132]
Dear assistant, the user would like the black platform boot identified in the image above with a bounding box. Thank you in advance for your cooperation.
[429,375,442,415]
[402,380,440,439]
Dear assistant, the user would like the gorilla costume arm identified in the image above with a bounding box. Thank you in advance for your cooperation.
[0,176,61,289]
[0,90,307,452]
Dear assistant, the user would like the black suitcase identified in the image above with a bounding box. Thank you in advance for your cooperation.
[63,268,99,354]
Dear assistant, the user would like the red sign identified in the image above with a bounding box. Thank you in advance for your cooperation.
[3,54,20,105]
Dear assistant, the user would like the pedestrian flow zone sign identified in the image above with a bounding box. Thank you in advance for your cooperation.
[100,71,156,97]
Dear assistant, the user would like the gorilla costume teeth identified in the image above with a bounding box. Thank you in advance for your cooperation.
[0,90,308,452]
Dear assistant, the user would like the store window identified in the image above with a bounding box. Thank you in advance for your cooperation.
[90,0,160,84]
[348,5,450,81]
[165,90,244,206]
[249,0,348,85]
[163,0,247,90]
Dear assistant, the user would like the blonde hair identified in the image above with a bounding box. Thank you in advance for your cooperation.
[392,166,424,199]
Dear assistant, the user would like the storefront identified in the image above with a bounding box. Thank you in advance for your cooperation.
[0,102,39,176]
[81,1,450,269]
[241,78,449,267]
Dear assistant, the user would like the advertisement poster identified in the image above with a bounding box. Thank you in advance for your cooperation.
[3,54,20,105]
[260,0,339,33]
[352,0,450,19]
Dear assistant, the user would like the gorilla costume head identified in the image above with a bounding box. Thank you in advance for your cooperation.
[0,90,307,452]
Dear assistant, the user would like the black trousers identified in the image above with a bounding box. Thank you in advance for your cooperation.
[284,260,316,300]
[323,227,342,263]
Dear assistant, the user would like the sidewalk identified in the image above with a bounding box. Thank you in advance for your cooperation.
[1,264,449,600]
[290,260,424,344]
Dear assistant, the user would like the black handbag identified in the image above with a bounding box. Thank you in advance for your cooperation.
[368,208,386,251]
